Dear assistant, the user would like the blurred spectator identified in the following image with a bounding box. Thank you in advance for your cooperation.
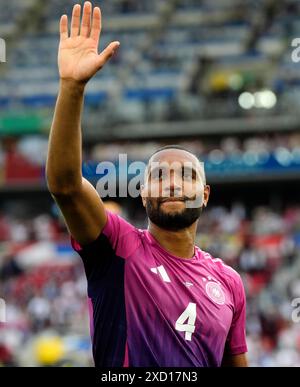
[0,203,299,366]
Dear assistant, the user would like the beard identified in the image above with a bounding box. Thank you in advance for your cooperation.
[145,197,202,231]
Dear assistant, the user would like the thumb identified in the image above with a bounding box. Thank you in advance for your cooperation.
[97,41,120,69]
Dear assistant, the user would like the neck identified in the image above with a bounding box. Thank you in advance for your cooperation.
[148,221,197,259]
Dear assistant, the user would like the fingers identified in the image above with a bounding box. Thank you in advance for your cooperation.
[80,1,92,38]
[65,2,108,46]
[90,6,101,44]
[97,41,120,69]
[60,15,68,41]
[70,4,81,38]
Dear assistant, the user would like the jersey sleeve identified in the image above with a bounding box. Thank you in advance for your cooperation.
[70,211,141,296]
[224,274,248,356]
[71,210,141,262]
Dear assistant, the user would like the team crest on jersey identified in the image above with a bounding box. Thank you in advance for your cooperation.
[205,281,225,305]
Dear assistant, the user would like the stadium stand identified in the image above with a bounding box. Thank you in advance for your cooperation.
[1,0,300,366]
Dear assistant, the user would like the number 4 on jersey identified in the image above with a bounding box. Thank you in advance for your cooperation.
[175,302,197,341]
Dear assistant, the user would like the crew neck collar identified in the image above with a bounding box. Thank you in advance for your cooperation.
[145,230,201,262]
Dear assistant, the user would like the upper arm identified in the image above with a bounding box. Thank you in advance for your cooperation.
[224,274,248,358]
[52,177,107,245]
[222,353,248,367]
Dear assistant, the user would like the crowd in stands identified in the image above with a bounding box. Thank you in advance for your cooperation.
[1,132,300,186]
[1,0,300,124]
[1,201,300,366]
[1,0,300,367]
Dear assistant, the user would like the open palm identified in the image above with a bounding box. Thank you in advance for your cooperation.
[58,2,120,83]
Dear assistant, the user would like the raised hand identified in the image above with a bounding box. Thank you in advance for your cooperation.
[58,1,120,84]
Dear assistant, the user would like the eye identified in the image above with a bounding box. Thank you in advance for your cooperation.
[159,168,169,180]
[152,173,160,181]
[151,168,167,180]
[183,174,193,181]
[182,169,195,181]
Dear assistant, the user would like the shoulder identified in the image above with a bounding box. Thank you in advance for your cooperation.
[200,250,244,290]
[99,210,144,259]
[102,210,143,242]
[200,250,246,312]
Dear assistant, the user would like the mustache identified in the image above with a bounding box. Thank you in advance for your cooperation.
[160,197,186,203]
[154,195,198,203]
[145,194,203,209]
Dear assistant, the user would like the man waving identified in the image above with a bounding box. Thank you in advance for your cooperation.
[46,2,248,367]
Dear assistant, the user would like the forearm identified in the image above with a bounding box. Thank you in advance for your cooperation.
[221,353,248,367]
[46,79,85,195]
[47,1,119,195]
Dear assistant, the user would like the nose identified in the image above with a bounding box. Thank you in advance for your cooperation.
[167,171,182,197]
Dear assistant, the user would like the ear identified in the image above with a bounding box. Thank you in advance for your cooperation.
[140,184,147,207]
[203,185,210,207]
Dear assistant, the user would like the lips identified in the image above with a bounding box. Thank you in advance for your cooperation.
[160,198,185,203]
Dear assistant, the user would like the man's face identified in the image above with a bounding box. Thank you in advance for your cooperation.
[141,149,210,231]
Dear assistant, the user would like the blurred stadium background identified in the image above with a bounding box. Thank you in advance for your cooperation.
[1,0,300,366]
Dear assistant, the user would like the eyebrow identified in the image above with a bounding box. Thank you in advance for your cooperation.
[148,165,168,177]
[181,165,197,176]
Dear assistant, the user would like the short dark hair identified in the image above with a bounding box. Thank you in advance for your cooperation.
[147,144,206,184]
[149,144,197,159]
